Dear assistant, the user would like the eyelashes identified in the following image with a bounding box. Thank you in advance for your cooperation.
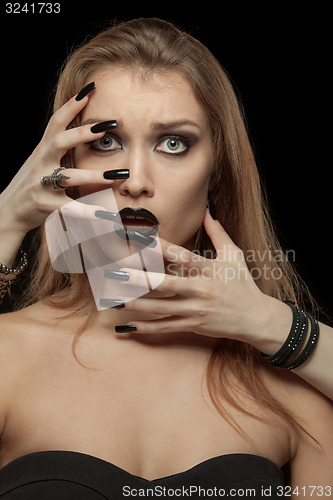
[88,133,192,156]
[155,136,190,156]
[89,133,123,153]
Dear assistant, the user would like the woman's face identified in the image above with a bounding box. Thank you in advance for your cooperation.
[74,67,214,249]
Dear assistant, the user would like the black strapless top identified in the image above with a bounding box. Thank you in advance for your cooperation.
[0,451,285,499]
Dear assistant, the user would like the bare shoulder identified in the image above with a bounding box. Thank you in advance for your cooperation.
[0,302,50,380]
[0,306,38,357]
[0,302,68,438]
[0,302,52,348]
[0,306,36,439]
[0,300,79,364]
[261,363,333,491]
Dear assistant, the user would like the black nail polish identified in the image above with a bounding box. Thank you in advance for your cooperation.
[115,325,137,333]
[95,210,118,221]
[130,231,157,248]
[103,169,129,180]
[75,82,96,101]
[91,120,117,134]
[104,269,130,281]
[100,299,125,309]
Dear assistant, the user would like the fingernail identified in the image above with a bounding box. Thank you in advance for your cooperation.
[75,81,96,101]
[115,325,137,333]
[95,210,118,221]
[104,269,130,281]
[103,169,129,180]
[131,231,157,248]
[91,120,117,133]
[100,299,125,309]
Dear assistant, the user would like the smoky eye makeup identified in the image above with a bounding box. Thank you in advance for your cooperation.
[84,122,200,157]
[88,133,123,153]
[154,135,192,156]
[87,133,194,156]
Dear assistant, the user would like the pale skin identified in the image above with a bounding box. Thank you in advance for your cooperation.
[0,68,332,495]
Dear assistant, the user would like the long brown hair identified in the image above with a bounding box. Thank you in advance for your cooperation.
[23,18,314,437]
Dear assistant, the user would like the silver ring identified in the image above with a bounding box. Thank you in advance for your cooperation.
[40,167,70,191]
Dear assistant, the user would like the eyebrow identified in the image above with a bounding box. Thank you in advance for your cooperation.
[81,118,115,126]
[81,118,201,131]
[150,120,201,131]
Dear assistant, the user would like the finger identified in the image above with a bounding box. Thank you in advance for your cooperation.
[203,209,243,260]
[44,85,95,137]
[49,124,108,158]
[157,237,206,269]
[124,315,194,335]
[58,199,110,221]
[117,267,201,297]
[33,189,107,222]
[203,208,229,247]
[51,167,124,188]
[125,296,195,316]
[123,296,195,317]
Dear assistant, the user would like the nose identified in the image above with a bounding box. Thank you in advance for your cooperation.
[118,148,154,199]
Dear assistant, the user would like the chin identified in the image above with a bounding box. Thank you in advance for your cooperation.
[157,222,199,249]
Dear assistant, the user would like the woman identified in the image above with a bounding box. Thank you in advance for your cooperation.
[0,18,332,498]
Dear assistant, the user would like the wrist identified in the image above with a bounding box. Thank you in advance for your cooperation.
[0,203,28,237]
[0,225,28,268]
[0,222,27,239]
[248,295,293,355]
[0,196,28,237]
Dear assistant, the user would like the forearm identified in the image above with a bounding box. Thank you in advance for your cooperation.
[0,222,27,268]
[251,296,333,400]
[0,187,28,268]
[291,321,333,400]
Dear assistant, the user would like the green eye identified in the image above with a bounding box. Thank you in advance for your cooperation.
[166,138,181,151]
[100,135,113,149]
[90,133,122,152]
[156,136,189,155]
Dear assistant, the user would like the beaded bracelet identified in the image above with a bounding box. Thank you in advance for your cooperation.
[261,300,319,370]
[0,248,28,303]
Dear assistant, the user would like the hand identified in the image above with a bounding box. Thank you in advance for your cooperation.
[114,209,272,342]
[0,85,123,237]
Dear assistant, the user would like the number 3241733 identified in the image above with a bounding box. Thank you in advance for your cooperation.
[5,3,61,14]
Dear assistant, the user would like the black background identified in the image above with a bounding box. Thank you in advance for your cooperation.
[0,2,331,319]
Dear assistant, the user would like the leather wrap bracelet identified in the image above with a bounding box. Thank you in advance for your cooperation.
[261,300,320,370]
